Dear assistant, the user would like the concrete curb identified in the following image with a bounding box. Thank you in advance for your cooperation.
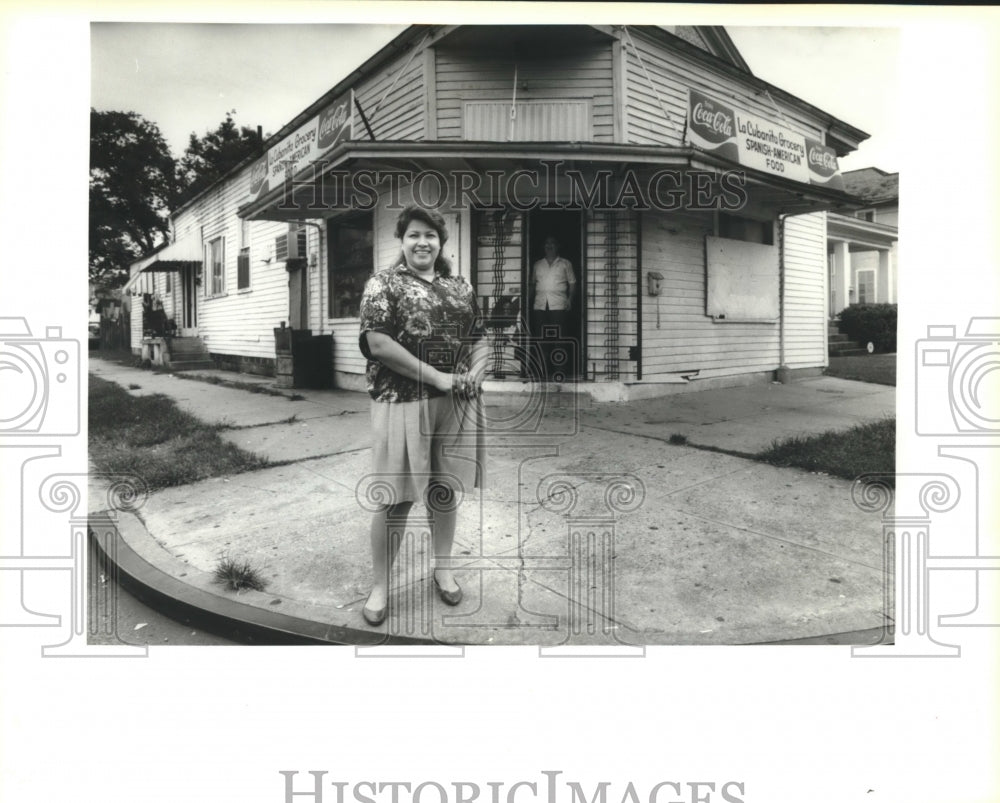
[89,510,437,647]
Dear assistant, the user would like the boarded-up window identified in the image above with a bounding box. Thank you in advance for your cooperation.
[464,100,591,142]
[705,235,779,322]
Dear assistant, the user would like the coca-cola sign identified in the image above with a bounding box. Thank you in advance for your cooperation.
[804,138,844,189]
[689,90,736,145]
[688,88,844,190]
[317,96,352,150]
[248,155,269,197]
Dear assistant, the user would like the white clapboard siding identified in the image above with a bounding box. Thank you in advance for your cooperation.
[172,169,294,361]
[354,51,426,141]
[624,28,825,148]
[435,43,614,142]
[782,212,827,368]
[640,210,780,377]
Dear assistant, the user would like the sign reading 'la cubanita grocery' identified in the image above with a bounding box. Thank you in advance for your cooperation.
[686,89,844,191]
[248,90,355,202]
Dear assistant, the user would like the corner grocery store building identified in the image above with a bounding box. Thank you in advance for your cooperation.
[126,24,868,399]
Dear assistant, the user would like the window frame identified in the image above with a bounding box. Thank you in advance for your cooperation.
[206,236,226,297]
[237,219,252,291]
[327,211,375,321]
[856,268,875,305]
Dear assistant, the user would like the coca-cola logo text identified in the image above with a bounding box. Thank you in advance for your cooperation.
[692,102,734,138]
[249,158,268,194]
[808,147,838,172]
[318,101,351,149]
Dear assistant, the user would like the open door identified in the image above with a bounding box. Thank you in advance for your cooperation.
[526,209,583,380]
[180,264,198,334]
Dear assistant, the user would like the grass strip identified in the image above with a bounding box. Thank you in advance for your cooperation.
[89,375,270,491]
[824,354,897,386]
[755,417,895,485]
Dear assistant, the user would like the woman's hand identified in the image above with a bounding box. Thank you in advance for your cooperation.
[451,371,482,400]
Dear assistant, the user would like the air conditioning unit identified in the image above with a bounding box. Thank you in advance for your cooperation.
[275,225,309,263]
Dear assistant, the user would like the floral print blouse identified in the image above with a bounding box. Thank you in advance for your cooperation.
[358,263,485,402]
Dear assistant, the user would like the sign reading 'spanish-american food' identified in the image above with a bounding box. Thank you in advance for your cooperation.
[248,90,355,202]
[686,89,843,190]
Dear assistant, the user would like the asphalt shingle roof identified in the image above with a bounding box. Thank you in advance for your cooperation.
[841,167,898,204]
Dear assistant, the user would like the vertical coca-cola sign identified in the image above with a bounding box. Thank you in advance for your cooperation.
[805,137,845,190]
[317,92,353,151]
[248,155,269,202]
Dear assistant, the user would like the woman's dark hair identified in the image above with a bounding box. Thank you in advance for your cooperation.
[393,205,451,276]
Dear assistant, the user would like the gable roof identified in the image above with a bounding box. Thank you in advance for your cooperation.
[841,167,899,204]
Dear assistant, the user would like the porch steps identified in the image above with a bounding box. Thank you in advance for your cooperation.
[828,325,868,358]
[166,336,214,371]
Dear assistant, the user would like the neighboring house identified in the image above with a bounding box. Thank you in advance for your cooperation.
[827,167,898,316]
[124,24,872,399]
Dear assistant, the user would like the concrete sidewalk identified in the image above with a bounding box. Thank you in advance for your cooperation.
[88,359,895,646]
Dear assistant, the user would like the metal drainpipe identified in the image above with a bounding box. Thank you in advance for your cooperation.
[777,213,789,384]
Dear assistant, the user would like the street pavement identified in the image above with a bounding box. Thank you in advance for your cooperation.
[88,359,895,646]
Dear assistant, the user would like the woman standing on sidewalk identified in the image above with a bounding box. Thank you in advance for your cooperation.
[357,205,488,626]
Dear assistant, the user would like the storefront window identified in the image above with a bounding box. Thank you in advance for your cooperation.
[328,213,374,319]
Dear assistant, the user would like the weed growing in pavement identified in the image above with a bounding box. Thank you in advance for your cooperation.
[88,376,270,490]
[213,554,269,592]
[668,433,688,445]
[289,394,306,401]
[755,417,895,485]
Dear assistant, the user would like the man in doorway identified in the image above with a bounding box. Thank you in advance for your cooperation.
[529,235,576,380]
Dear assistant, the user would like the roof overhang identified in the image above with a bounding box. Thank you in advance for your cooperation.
[122,234,202,292]
[239,140,866,222]
[827,212,899,251]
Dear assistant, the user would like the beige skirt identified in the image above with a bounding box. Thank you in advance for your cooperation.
[367,394,485,507]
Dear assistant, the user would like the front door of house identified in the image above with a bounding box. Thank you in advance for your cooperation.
[180,264,198,333]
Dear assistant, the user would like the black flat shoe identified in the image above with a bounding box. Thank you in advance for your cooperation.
[362,591,388,625]
[433,574,463,606]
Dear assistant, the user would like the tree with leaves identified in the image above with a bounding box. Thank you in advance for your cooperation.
[89,109,179,291]
[177,110,263,205]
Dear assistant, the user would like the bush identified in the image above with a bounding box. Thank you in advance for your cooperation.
[837,303,897,353]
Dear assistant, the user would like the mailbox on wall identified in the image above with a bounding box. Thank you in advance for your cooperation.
[647,271,664,296]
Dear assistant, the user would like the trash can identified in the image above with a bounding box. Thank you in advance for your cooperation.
[274,325,333,389]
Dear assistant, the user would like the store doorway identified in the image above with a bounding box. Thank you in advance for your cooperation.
[525,209,583,379]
